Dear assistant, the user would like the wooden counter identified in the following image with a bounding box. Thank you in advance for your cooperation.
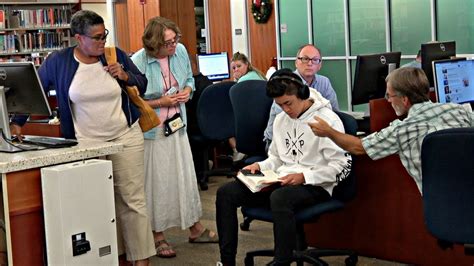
[1,141,123,265]
[304,154,474,265]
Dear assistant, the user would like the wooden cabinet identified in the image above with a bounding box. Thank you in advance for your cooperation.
[114,0,160,53]
[114,0,196,55]
[0,1,79,65]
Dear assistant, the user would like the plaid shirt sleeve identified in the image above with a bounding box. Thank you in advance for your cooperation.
[361,120,402,160]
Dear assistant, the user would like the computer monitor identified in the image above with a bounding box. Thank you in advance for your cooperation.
[196,52,230,81]
[352,51,402,105]
[433,58,474,104]
[421,41,456,87]
[0,62,51,152]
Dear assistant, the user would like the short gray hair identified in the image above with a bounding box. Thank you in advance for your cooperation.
[296,44,322,57]
[70,10,104,35]
[386,67,430,104]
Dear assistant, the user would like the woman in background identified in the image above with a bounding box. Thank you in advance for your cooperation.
[229,52,266,161]
[131,16,218,259]
[231,52,266,83]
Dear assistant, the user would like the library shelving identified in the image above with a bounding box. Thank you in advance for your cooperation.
[0,1,80,65]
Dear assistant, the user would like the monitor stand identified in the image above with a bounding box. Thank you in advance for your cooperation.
[0,86,22,153]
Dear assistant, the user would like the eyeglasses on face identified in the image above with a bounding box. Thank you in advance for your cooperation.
[385,92,400,100]
[164,35,181,48]
[83,29,109,42]
[297,56,322,65]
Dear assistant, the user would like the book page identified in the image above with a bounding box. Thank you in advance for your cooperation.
[237,170,281,193]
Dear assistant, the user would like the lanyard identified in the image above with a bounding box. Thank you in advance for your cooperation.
[160,56,172,91]
[159,56,178,116]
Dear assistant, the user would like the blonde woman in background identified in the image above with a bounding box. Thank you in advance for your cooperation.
[230,52,266,83]
[229,52,266,161]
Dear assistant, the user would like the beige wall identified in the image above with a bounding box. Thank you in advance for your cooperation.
[82,3,115,46]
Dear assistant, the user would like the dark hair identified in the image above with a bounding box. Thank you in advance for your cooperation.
[386,67,430,104]
[142,16,181,57]
[70,10,104,35]
[266,68,307,99]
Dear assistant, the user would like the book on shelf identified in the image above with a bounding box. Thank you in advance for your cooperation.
[236,169,281,193]
[0,10,5,29]
[5,7,73,29]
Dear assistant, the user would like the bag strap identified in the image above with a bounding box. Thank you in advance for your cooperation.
[103,46,117,64]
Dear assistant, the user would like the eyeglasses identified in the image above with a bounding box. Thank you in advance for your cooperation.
[83,29,109,42]
[297,56,322,65]
[385,92,400,100]
[164,35,181,48]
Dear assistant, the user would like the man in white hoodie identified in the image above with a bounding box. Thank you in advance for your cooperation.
[215,69,352,266]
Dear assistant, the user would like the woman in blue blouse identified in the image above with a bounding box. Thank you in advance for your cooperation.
[131,16,217,259]
[231,52,266,83]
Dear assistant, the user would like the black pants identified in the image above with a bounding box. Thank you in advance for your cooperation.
[216,180,331,265]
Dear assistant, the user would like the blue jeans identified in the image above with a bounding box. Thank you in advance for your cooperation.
[216,180,330,265]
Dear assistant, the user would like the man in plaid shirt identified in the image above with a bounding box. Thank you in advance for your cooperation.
[309,67,473,194]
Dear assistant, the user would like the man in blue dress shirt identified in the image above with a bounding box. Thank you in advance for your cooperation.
[263,44,339,146]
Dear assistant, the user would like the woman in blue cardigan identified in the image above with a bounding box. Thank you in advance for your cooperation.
[11,10,155,266]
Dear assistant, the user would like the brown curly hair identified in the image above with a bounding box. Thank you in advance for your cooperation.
[142,16,181,57]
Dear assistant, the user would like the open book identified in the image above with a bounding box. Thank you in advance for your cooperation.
[236,170,281,193]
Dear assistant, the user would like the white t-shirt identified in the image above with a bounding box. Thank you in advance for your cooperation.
[69,57,129,141]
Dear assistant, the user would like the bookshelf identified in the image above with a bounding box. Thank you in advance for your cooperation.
[0,0,80,66]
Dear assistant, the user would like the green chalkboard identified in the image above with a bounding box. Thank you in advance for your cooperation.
[279,0,309,57]
[391,0,431,55]
[312,0,346,56]
[317,60,349,110]
[281,60,296,70]
[349,0,386,55]
[437,0,474,54]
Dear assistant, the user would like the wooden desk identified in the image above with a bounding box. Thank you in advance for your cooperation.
[305,155,474,265]
[0,142,123,265]
[22,122,61,137]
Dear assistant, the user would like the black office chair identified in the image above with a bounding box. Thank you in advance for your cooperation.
[195,81,236,189]
[187,75,213,190]
[229,80,273,165]
[421,127,474,254]
[241,111,358,266]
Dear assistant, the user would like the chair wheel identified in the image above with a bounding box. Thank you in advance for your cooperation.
[240,221,250,231]
[345,255,358,266]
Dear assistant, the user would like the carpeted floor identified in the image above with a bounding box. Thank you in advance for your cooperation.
[149,176,407,266]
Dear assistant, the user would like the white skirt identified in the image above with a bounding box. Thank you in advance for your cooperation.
[143,128,202,231]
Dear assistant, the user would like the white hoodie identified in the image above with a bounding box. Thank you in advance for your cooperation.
[258,94,352,195]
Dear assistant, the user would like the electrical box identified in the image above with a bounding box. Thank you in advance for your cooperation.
[41,159,118,265]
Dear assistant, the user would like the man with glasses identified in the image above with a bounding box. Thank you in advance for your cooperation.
[294,44,339,111]
[308,67,473,194]
[263,44,339,148]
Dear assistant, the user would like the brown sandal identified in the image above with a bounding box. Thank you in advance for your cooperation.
[155,239,176,258]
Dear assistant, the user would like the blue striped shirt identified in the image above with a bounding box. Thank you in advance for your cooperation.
[294,71,339,111]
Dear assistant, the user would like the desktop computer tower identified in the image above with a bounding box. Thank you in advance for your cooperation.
[41,159,118,265]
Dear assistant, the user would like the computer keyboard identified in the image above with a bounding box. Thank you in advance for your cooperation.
[23,136,78,148]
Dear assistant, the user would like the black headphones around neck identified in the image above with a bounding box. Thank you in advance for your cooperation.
[270,75,310,99]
